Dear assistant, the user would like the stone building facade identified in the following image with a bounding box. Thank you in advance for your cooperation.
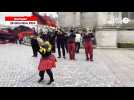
[57,12,134,48]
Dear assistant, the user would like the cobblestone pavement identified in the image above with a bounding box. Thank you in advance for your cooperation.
[0,44,134,87]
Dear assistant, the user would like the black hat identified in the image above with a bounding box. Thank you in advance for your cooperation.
[70,30,74,32]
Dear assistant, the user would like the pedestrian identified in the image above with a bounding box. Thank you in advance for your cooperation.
[49,30,56,53]
[56,30,66,59]
[64,32,69,53]
[83,30,94,61]
[32,27,38,36]
[67,30,76,60]
[75,31,81,53]
[30,35,40,57]
[18,32,24,44]
[37,41,56,85]
[91,29,97,47]
[39,29,43,36]
[15,33,19,44]
[40,31,50,42]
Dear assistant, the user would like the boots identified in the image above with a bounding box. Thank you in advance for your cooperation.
[38,78,44,83]
[47,79,54,85]
[38,71,44,83]
[46,70,54,85]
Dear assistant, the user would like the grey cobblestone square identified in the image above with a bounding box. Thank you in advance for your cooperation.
[0,44,134,87]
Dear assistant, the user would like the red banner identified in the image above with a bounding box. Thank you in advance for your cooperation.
[5,16,37,21]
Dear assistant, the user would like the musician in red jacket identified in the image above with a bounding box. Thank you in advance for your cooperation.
[67,30,76,60]
[83,30,94,61]
[18,32,24,44]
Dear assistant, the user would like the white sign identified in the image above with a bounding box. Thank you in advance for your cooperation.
[107,17,130,25]
[122,17,130,24]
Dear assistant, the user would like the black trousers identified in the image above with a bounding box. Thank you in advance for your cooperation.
[39,70,54,81]
[31,45,38,56]
[75,42,80,53]
[51,43,56,53]
[64,41,68,53]
[19,39,23,44]
[57,42,65,57]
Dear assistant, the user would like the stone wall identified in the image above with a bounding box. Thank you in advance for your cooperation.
[58,12,80,28]
[97,12,108,26]
[95,29,118,48]
[118,30,134,43]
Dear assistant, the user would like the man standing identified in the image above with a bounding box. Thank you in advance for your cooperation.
[49,30,56,53]
[75,31,81,53]
[56,30,66,59]
[64,32,69,53]
[30,35,40,57]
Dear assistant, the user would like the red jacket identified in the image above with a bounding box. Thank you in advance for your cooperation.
[18,32,24,40]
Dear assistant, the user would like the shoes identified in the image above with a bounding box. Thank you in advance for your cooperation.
[86,58,89,61]
[38,79,43,83]
[90,59,93,62]
[76,51,79,53]
[70,58,75,60]
[57,56,61,58]
[72,58,75,60]
[47,79,54,85]
[63,56,66,59]
[32,55,37,57]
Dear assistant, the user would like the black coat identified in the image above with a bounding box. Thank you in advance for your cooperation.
[55,32,65,44]
[49,32,56,44]
[40,34,50,42]
[68,32,76,43]
[31,38,40,50]
[83,33,94,43]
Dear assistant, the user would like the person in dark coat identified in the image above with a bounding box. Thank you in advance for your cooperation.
[40,32,50,42]
[83,30,94,61]
[67,30,76,60]
[55,30,66,59]
[18,32,24,44]
[30,35,40,57]
[64,32,69,53]
[49,30,56,53]
[37,41,56,85]
[32,27,38,36]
